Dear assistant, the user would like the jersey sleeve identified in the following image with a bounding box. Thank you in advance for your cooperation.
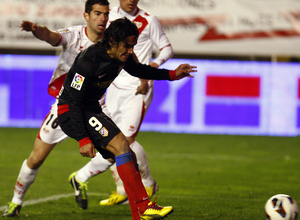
[123,55,172,80]
[148,15,174,66]
[56,26,77,47]
[62,52,95,143]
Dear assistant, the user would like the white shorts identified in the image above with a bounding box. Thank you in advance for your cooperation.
[105,83,153,137]
[37,99,68,145]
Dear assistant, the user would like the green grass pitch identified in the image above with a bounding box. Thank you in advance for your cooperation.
[1,127,300,219]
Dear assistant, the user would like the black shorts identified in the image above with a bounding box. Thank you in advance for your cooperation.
[58,109,120,159]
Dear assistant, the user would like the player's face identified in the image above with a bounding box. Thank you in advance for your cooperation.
[84,4,109,35]
[108,35,137,63]
[119,0,139,13]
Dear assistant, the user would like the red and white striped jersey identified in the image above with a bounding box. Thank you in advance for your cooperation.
[48,25,94,97]
[108,6,173,89]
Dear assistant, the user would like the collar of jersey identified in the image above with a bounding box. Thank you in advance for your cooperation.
[118,6,139,19]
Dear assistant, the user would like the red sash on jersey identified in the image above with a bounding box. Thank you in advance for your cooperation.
[47,73,67,98]
[133,15,148,34]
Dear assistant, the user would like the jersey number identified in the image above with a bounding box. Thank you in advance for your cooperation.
[45,114,59,129]
[89,117,102,131]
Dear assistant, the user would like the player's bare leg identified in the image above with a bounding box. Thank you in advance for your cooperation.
[27,138,56,169]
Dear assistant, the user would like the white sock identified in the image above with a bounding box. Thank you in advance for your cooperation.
[112,140,155,196]
[130,141,155,188]
[12,159,38,205]
[75,152,113,183]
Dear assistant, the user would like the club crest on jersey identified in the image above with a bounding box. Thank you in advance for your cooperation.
[99,127,108,137]
[71,73,85,91]
[134,21,143,29]
[42,127,50,134]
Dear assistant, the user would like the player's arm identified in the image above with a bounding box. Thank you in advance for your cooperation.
[132,52,149,95]
[136,78,149,95]
[124,55,196,80]
[135,15,174,95]
[20,20,61,46]
[59,54,96,157]
[135,61,161,95]
[151,45,173,67]
[149,15,174,67]
[67,58,93,142]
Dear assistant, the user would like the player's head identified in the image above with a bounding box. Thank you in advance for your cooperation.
[85,0,109,14]
[119,0,139,13]
[84,0,110,37]
[102,18,139,62]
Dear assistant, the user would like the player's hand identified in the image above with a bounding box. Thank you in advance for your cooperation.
[79,142,96,158]
[175,64,197,79]
[135,62,158,95]
[150,62,159,69]
[20,20,38,32]
[135,79,149,95]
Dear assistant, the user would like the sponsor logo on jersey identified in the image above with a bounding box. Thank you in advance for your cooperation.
[71,73,85,90]
[94,80,113,88]
[99,127,108,137]
[58,28,69,33]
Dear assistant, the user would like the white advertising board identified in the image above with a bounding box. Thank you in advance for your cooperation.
[0,0,300,56]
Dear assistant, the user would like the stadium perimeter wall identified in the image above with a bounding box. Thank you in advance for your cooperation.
[1,55,300,136]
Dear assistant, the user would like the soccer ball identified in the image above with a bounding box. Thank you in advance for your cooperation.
[265,194,298,220]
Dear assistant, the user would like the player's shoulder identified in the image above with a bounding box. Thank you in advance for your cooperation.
[76,45,98,69]
[57,25,86,34]
[137,8,159,22]
[68,25,86,34]
[108,6,120,22]
[109,6,118,15]
[110,6,118,12]
[137,8,151,16]
[83,43,107,60]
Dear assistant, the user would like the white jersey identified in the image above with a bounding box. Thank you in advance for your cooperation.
[108,6,173,90]
[48,25,94,97]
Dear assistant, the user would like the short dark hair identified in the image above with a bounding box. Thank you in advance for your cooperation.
[85,0,109,14]
[102,18,139,50]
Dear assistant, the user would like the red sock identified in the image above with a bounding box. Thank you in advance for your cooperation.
[124,185,140,220]
[115,153,150,214]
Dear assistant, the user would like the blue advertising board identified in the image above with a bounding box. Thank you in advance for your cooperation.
[1,55,300,136]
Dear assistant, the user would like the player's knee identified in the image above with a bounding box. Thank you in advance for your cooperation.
[119,137,130,153]
[115,135,130,156]
[107,133,131,156]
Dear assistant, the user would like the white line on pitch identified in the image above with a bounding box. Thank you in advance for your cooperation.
[0,193,264,212]
[0,192,108,211]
